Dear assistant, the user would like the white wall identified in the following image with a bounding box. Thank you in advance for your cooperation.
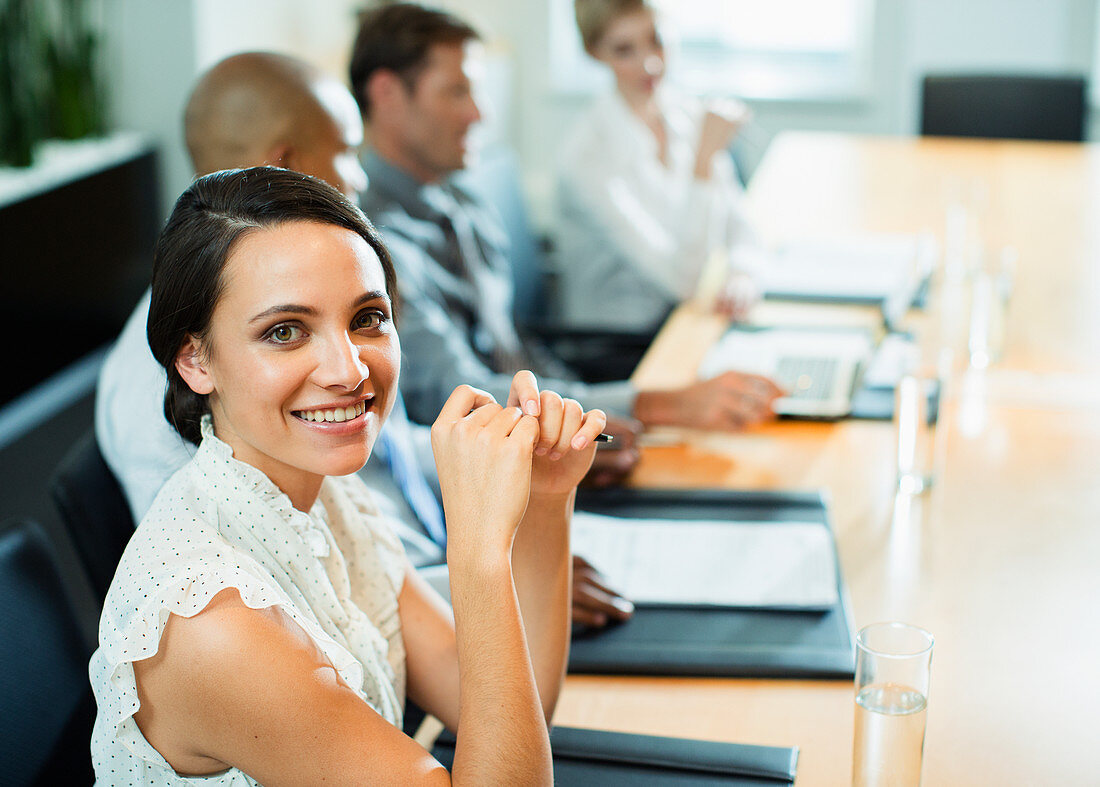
[191,0,361,77]
[100,0,200,212]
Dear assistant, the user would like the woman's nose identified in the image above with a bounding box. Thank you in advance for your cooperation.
[643,54,663,77]
[315,334,369,390]
[466,94,483,126]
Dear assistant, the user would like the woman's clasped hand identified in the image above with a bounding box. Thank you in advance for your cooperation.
[431,370,606,554]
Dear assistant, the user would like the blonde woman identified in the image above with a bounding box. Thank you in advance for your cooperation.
[557,0,764,334]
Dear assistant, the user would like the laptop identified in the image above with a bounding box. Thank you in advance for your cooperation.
[698,326,874,419]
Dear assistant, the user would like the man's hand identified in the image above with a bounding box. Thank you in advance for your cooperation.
[571,554,634,628]
[583,415,642,488]
[632,371,783,431]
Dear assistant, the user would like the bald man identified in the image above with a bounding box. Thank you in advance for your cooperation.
[183,52,366,198]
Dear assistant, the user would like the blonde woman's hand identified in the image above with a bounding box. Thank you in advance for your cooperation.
[715,270,760,322]
[431,382,539,557]
[695,98,753,179]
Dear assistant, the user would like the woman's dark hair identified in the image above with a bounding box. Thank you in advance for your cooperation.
[147,166,398,445]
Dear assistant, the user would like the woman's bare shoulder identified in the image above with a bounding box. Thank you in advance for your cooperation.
[131,589,334,772]
[131,588,447,784]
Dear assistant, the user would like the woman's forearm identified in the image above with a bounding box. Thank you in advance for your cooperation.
[446,540,554,785]
[511,491,573,722]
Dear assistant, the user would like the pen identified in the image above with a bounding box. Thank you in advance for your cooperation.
[594,433,614,444]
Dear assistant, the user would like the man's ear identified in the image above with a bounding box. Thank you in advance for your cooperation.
[175,335,215,395]
[267,143,295,171]
[366,69,407,115]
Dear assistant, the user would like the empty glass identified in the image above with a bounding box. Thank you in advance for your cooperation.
[894,376,935,494]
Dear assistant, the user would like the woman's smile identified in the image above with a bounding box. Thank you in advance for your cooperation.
[292,397,371,424]
[290,396,376,436]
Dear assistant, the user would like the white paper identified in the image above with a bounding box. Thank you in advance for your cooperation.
[761,234,934,302]
[571,512,839,609]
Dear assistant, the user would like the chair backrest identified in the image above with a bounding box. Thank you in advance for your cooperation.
[456,145,549,327]
[920,74,1087,142]
[50,429,134,604]
[0,518,95,784]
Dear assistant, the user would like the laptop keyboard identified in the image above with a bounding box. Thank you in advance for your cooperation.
[775,356,839,401]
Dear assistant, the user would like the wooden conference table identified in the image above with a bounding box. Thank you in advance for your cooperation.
[553,133,1100,785]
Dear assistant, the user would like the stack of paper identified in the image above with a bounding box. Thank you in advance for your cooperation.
[760,234,936,304]
[571,512,839,609]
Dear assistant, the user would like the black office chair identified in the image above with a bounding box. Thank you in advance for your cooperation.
[0,518,96,785]
[920,74,1088,142]
[50,429,134,605]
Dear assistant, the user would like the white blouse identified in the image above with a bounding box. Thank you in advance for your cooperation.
[90,417,409,785]
[555,89,764,332]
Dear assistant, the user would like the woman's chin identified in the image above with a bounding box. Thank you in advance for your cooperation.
[289,411,379,477]
[308,447,372,479]
[316,453,371,477]
[620,80,658,104]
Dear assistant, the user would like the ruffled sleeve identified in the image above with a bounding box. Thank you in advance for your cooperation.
[89,486,369,781]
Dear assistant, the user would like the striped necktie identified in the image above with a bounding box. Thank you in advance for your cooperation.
[430,185,527,372]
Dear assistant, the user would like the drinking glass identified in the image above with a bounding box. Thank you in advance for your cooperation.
[968,246,1016,369]
[852,622,934,787]
[894,376,935,494]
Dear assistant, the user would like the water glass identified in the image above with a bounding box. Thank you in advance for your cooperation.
[852,622,934,787]
[968,246,1016,369]
[894,376,934,494]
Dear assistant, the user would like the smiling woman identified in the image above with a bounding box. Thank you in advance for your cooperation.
[168,218,399,510]
[90,167,606,785]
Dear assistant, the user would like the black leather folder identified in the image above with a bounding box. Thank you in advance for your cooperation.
[569,489,855,679]
[431,725,798,785]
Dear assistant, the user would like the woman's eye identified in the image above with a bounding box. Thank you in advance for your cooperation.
[353,310,384,331]
[268,324,303,344]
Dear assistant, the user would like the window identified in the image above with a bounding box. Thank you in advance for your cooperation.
[549,0,875,101]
